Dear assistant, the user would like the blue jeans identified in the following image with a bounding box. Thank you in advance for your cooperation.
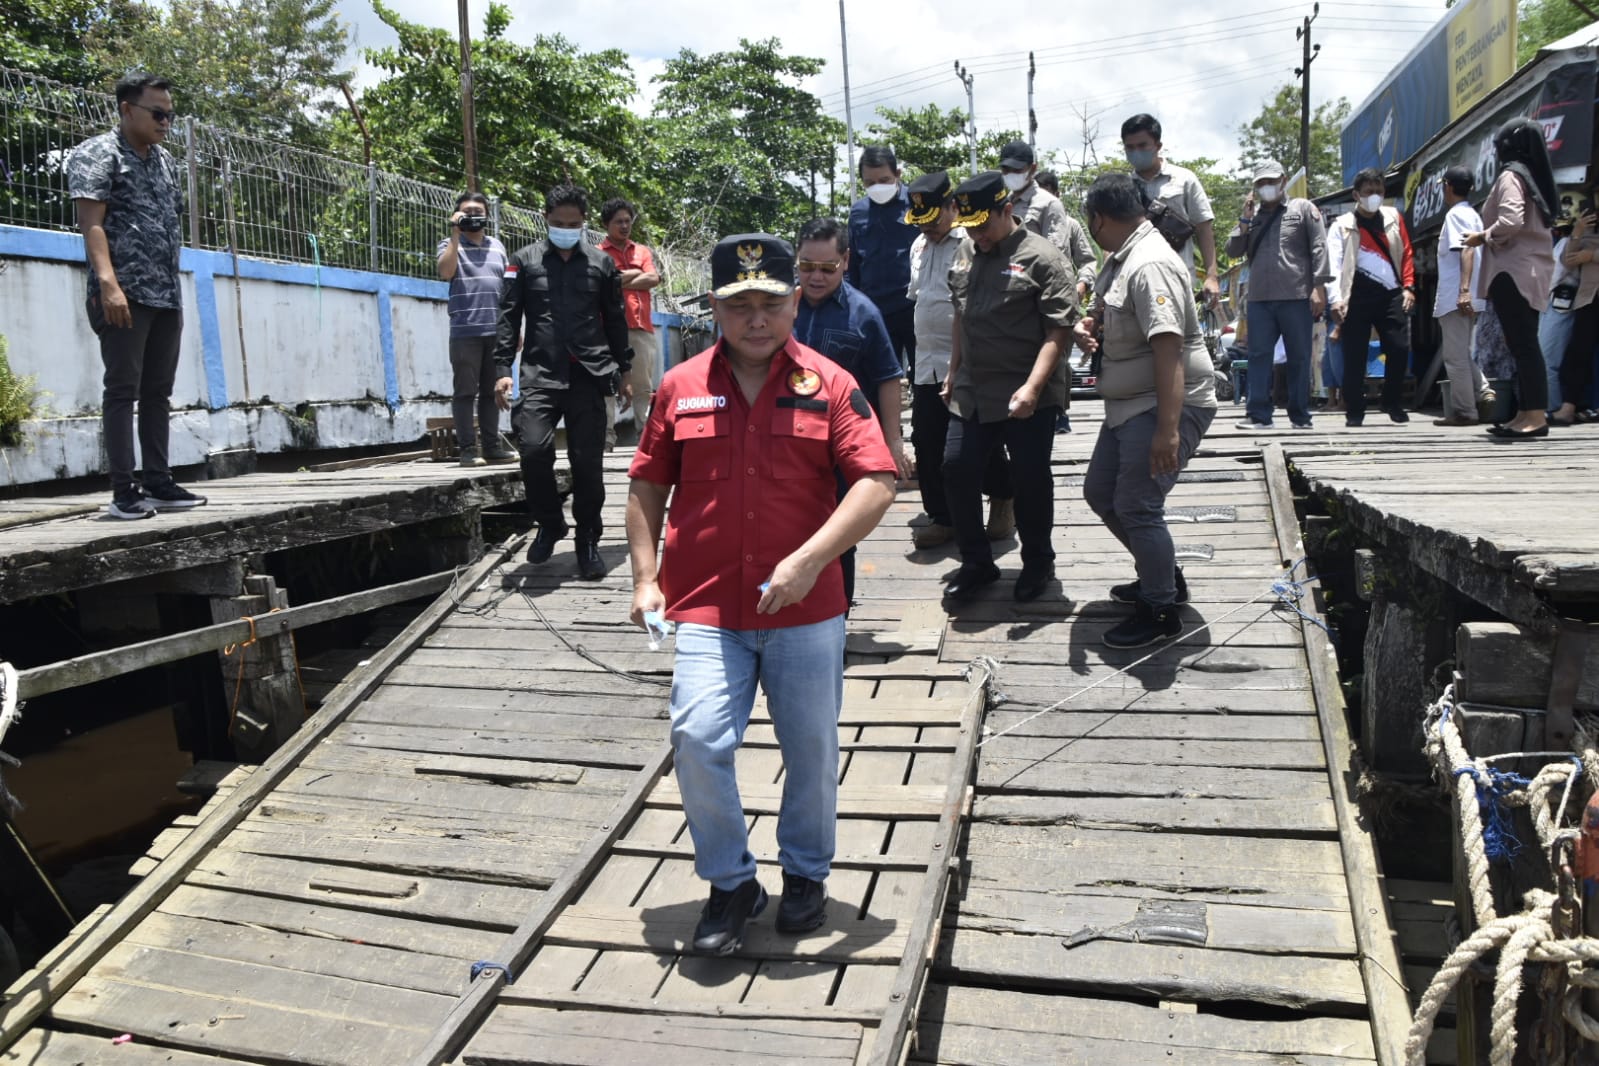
[1246,298,1313,426]
[1083,406,1216,607]
[1540,307,1573,411]
[669,615,846,891]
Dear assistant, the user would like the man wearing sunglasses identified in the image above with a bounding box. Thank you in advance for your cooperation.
[69,71,206,520]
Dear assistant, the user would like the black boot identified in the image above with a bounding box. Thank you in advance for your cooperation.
[1103,598,1183,649]
[526,520,569,564]
[1109,566,1188,605]
[692,878,768,955]
[776,872,828,934]
[575,536,604,580]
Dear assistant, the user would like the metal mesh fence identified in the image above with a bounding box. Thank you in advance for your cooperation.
[0,65,712,305]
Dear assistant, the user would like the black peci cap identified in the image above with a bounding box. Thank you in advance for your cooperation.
[904,171,953,225]
[710,234,796,299]
[953,171,1009,227]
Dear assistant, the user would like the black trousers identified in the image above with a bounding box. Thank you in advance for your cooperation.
[1560,297,1599,410]
[513,369,609,538]
[1339,275,1409,418]
[98,301,183,494]
[911,382,1013,525]
[1488,273,1548,412]
[882,305,917,377]
[944,407,1059,569]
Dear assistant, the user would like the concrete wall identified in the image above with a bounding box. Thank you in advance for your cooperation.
[0,224,705,488]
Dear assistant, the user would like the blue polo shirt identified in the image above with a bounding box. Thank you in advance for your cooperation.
[794,281,904,407]
[848,186,919,319]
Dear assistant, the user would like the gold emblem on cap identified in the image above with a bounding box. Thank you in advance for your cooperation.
[788,368,821,396]
[736,241,769,282]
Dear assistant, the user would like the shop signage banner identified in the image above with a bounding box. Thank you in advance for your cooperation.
[1405,62,1597,231]
[1341,0,1517,186]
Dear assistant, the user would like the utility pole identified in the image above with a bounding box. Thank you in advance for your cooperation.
[1295,3,1321,194]
[840,0,856,187]
[456,0,478,190]
[954,62,976,173]
[1027,52,1037,152]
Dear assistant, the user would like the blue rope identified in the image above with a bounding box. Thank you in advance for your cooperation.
[1271,558,1331,634]
[1454,765,1533,862]
[469,961,514,984]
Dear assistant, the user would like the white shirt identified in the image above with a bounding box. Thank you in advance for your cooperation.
[1433,200,1486,318]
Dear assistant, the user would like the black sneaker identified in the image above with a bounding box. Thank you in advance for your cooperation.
[107,489,155,520]
[1386,408,1410,424]
[692,878,768,956]
[526,521,569,564]
[775,873,828,934]
[1103,599,1183,649]
[144,480,208,510]
[1108,567,1188,605]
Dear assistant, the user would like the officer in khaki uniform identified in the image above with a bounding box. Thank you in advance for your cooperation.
[942,171,1077,605]
[1075,172,1218,649]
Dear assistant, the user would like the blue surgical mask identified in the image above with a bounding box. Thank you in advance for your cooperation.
[1126,147,1157,171]
[547,226,583,249]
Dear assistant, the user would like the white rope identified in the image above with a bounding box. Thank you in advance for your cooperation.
[0,660,18,749]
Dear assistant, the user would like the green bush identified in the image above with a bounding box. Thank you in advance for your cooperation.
[0,335,41,447]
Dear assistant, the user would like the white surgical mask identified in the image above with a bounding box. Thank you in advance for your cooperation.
[547,226,583,249]
[865,182,899,205]
[1256,184,1282,204]
[1361,193,1384,213]
[1001,172,1029,192]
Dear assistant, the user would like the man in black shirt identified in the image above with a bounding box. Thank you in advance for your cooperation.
[495,184,633,579]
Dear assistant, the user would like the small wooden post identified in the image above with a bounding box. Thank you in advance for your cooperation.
[210,575,304,760]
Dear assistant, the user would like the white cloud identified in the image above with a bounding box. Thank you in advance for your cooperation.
[335,0,1446,178]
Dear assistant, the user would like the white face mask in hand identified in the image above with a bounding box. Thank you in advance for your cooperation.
[1361,193,1384,213]
[1256,184,1281,204]
[865,182,899,205]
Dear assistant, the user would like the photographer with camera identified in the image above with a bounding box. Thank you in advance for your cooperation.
[438,191,516,467]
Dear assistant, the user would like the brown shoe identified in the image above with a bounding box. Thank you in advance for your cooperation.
[912,523,954,549]
[1432,415,1479,426]
[985,497,1016,541]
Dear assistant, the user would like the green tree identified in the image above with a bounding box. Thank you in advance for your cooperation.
[650,38,845,245]
[975,128,1028,171]
[1236,83,1351,197]
[1,0,126,83]
[350,2,647,218]
[87,0,350,144]
[1517,0,1591,62]
[864,104,969,177]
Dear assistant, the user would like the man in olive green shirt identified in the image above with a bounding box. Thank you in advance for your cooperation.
[1075,172,1218,649]
[943,171,1076,605]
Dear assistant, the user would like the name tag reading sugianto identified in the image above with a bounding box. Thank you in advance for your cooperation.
[676,395,728,412]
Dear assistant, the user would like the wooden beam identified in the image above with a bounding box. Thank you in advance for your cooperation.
[0,536,524,1055]
[18,569,461,701]
[1262,446,1409,1066]
[865,661,990,1066]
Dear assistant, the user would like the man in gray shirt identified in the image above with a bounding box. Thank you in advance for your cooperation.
[437,190,516,467]
[68,71,206,519]
[1225,161,1330,429]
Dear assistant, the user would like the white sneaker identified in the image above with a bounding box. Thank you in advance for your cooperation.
[1234,418,1275,430]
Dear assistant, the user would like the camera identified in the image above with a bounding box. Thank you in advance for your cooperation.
[456,215,486,232]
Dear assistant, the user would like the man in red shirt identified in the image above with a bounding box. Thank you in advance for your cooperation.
[600,198,662,448]
[627,234,897,956]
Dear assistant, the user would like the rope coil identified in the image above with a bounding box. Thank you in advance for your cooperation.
[1409,685,1599,1065]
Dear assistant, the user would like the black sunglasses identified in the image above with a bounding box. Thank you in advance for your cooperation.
[129,103,177,124]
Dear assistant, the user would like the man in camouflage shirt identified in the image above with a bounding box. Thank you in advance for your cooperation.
[69,72,206,519]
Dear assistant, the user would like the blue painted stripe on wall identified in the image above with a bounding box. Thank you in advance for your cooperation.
[376,289,399,409]
[189,264,228,409]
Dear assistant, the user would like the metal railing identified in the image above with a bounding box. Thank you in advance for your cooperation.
[1,65,711,305]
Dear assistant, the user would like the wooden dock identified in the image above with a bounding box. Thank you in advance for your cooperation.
[12,404,1580,1063]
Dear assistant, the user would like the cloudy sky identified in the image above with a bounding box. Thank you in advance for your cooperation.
[335,0,1447,177]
